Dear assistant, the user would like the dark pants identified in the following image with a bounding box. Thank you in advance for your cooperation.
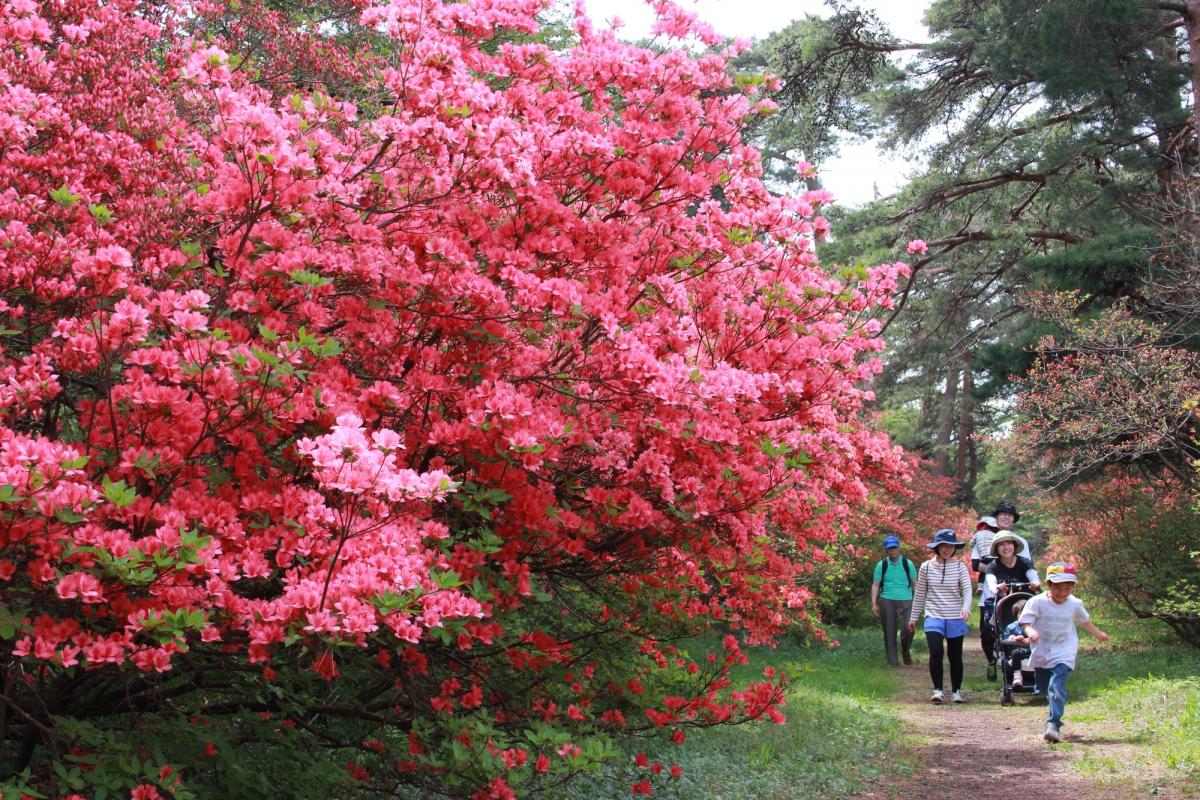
[926,632,964,692]
[1008,645,1031,673]
[879,598,913,665]
[979,600,996,663]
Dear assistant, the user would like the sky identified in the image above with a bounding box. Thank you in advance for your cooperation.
[579,0,934,207]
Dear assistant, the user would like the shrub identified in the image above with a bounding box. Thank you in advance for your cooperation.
[0,1,906,796]
[1047,475,1200,647]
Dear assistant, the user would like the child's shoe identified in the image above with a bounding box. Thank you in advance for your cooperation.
[1043,724,1062,743]
[1011,675,1023,688]
[930,689,944,704]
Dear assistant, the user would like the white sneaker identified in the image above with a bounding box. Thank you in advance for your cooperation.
[930,689,944,704]
[952,691,965,703]
[1044,724,1062,743]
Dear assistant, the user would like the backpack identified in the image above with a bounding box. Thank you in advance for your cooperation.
[879,557,914,582]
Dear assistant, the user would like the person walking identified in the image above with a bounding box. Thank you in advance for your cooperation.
[908,529,973,703]
[969,515,999,578]
[1018,562,1109,742]
[970,515,1000,674]
[871,535,916,666]
[991,501,1031,559]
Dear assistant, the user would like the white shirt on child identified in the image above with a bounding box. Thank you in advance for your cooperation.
[1017,592,1090,670]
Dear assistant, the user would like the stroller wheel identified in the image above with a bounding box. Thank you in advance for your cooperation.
[987,661,997,682]
[1001,687,1013,706]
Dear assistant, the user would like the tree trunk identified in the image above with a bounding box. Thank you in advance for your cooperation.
[1188,1,1200,129]
[933,362,959,476]
[967,436,978,491]
[954,351,974,482]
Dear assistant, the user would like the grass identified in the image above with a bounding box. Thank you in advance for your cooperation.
[550,628,912,800]
[659,628,910,799]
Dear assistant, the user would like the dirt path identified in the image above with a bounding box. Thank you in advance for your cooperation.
[855,640,1179,800]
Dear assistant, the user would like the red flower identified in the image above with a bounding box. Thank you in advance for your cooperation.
[312,651,339,682]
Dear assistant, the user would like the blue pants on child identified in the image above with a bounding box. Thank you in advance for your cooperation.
[1034,663,1072,728]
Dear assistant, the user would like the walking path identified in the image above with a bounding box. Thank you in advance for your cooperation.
[855,642,1183,800]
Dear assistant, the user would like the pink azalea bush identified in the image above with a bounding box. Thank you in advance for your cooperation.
[0,0,906,795]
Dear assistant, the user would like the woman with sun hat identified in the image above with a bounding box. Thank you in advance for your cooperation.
[908,529,973,703]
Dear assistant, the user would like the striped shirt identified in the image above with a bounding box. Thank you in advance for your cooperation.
[970,530,995,565]
[909,557,972,623]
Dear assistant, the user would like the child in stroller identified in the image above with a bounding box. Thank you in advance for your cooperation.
[993,590,1036,705]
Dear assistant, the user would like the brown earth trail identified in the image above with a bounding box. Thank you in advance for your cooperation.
[854,639,1184,800]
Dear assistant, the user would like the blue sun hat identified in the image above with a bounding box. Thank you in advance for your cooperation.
[882,535,901,549]
[926,528,969,549]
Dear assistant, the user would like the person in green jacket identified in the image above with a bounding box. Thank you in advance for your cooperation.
[871,535,916,666]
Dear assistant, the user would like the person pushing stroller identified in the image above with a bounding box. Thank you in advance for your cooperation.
[981,531,1038,681]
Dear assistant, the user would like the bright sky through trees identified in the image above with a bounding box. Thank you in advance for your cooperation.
[584,0,933,206]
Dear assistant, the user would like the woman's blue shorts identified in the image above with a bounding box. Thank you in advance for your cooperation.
[923,617,969,638]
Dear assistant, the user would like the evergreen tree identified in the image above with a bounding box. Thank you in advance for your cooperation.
[749,0,1197,498]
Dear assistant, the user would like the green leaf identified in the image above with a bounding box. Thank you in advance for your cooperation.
[54,508,87,524]
[250,346,280,367]
[88,203,113,224]
[759,438,792,458]
[101,477,137,508]
[784,451,814,468]
[431,569,462,589]
[50,183,81,207]
[133,452,160,478]
[289,268,333,287]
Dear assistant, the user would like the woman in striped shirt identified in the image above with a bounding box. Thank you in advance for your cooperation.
[907,529,974,704]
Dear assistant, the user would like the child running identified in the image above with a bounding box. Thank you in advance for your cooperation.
[1018,562,1110,742]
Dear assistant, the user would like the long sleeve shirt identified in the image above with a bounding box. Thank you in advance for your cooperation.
[983,556,1039,594]
[909,557,972,623]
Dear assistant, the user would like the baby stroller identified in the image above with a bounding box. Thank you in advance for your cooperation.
[992,583,1037,706]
